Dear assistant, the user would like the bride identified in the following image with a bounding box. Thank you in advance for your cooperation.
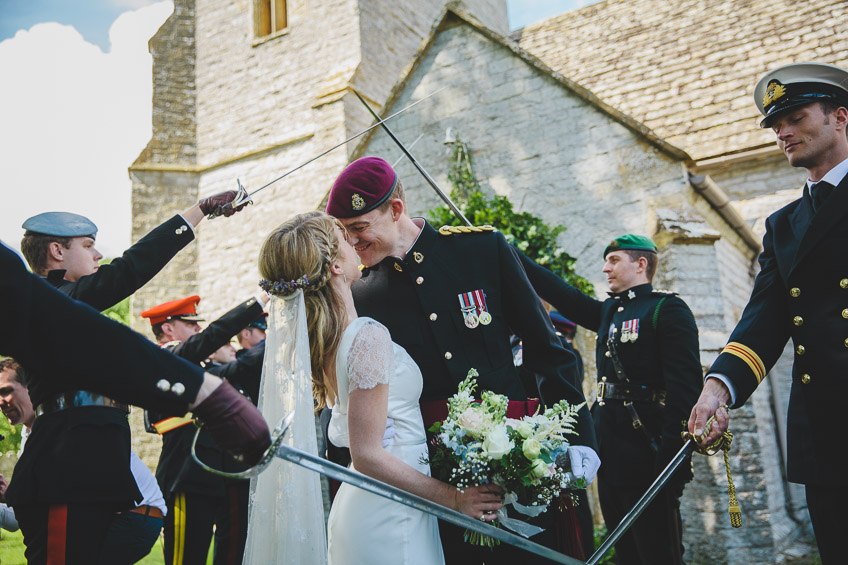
[253,211,502,565]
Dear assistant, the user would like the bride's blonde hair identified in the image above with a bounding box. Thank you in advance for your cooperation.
[258,211,346,409]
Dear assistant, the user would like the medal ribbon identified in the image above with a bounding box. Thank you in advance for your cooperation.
[472,289,489,316]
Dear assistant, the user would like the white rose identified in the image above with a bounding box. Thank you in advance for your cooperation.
[482,426,514,460]
[515,420,535,438]
[522,438,542,460]
[531,459,549,478]
[457,408,488,437]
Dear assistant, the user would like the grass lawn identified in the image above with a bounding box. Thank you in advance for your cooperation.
[0,529,214,564]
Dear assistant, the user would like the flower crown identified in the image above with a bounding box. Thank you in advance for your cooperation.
[259,275,311,296]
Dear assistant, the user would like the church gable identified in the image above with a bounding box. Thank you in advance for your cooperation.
[354,10,737,280]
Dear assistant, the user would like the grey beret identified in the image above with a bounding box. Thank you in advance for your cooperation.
[22,212,98,238]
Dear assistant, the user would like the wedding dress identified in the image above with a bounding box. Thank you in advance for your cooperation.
[327,316,445,565]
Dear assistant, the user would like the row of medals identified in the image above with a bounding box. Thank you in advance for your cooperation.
[462,309,492,329]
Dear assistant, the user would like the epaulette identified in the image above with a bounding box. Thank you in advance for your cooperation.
[438,225,496,236]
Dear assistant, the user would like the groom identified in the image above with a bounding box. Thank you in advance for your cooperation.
[327,156,599,564]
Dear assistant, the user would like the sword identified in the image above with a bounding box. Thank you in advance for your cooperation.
[586,439,696,565]
[207,88,445,219]
[352,90,472,227]
[190,414,585,565]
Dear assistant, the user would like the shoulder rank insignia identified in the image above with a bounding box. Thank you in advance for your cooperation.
[439,225,495,236]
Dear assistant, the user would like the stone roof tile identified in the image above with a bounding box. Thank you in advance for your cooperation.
[512,0,848,161]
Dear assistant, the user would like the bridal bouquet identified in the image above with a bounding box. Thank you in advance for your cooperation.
[425,369,584,546]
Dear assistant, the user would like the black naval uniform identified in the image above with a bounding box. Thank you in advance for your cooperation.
[5,216,197,565]
[521,254,702,565]
[149,297,263,565]
[708,173,848,563]
[351,220,596,565]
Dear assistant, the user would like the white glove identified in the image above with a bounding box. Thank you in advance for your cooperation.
[568,445,601,486]
[382,417,396,448]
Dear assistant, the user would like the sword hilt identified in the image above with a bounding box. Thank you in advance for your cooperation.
[206,179,254,220]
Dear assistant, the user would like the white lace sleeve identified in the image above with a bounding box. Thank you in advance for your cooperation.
[347,320,394,392]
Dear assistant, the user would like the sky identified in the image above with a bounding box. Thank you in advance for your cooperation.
[0,0,595,258]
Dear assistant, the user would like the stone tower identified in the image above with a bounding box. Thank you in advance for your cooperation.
[129,0,507,459]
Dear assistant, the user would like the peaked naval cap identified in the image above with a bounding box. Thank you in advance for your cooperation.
[754,62,848,128]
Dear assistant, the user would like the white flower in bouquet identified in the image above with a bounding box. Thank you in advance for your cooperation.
[457,408,490,438]
[522,438,542,460]
[481,424,514,460]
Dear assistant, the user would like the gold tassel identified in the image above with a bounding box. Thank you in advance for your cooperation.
[683,411,742,528]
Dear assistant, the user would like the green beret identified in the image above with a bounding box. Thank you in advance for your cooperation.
[603,234,657,258]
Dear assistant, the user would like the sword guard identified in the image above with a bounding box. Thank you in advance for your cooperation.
[190,411,294,478]
[206,179,254,220]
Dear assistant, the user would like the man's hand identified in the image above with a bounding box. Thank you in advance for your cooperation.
[568,445,601,486]
[0,473,8,501]
[198,190,250,218]
[192,379,271,465]
[688,378,731,446]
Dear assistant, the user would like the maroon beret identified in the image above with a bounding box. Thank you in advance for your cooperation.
[326,157,398,218]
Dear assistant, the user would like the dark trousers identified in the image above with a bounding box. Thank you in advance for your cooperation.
[212,482,250,565]
[805,484,848,564]
[14,502,122,565]
[98,511,163,564]
[439,508,559,565]
[163,492,222,565]
[162,488,247,565]
[598,480,684,565]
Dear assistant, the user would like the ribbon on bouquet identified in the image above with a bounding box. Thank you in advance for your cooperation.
[496,492,547,538]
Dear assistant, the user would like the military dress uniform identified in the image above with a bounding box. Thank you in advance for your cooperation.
[7,213,197,565]
[352,221,596,565]
[519,246,702,565]
[702,62,848,564]
[143,295,264,565]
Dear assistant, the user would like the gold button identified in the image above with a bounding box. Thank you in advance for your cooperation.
[444,352,452,360]
[793,316,803,326]
[416,276,424,285]
[843,309,848,319]
[617,306,624,312]
[790,288,800,297]
[605,351,611,358]
[801,374,811,384]
[844,338,848,348]
[841,279,848,289]
[795,345,805,355]
[429,313,438,321]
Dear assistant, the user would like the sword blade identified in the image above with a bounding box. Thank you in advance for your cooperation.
[586,439,696,565]
[352,90,472,227]
[273,442,585,565]
[237,87,446,205]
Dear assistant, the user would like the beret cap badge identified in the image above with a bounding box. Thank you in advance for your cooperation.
[351,193,366,211]
[762,81,786,108]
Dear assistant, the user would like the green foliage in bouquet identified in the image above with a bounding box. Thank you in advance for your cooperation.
[427,138,593,295]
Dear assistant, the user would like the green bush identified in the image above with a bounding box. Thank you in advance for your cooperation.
[427,138,593,295]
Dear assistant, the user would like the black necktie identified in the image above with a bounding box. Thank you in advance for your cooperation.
[811,181,835,213]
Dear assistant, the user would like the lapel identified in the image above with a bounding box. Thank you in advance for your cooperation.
[791,174,848,274]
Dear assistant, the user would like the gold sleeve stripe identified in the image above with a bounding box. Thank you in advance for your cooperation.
[152,415,194,434]
[722,342,766,383]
